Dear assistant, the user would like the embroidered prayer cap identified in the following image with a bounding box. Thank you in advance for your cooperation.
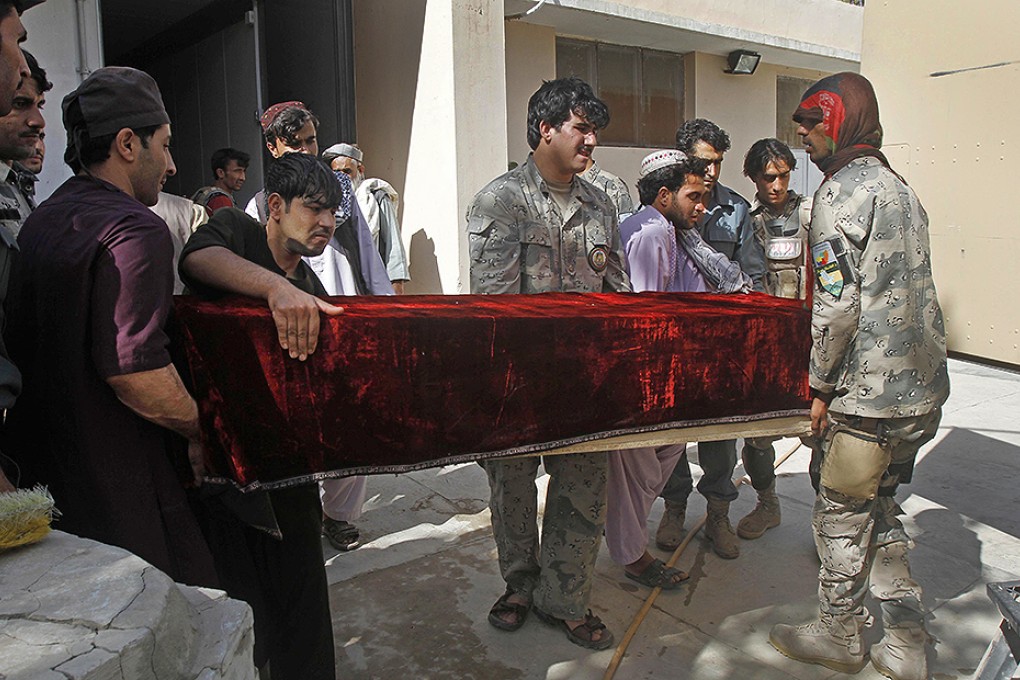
[259,100,307,132]
[322,143,363,164]
[640,149,688,178]
[61,67,169,138]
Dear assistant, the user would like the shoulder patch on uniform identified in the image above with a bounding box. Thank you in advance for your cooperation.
[812,239,844,299]
[587,244,609,273]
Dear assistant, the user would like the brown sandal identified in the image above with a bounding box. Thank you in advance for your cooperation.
[533,607,615,650]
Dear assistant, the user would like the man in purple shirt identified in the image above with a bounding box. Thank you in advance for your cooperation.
[607,149,751,588]
[2,67,215,585]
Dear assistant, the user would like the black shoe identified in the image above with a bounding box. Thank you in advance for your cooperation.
[322,517,361,551]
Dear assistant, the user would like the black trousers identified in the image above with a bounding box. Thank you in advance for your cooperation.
[198,484,335,680]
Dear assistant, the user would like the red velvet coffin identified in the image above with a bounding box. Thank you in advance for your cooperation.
[173,292,811,490]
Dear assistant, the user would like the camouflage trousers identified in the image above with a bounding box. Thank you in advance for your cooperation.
[482,452,607,619]
[813,408,942,629]
[743,435,820,491]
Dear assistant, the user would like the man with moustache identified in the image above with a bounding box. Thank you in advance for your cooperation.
[0,0,38,495]
[180,152,344,679]
[605,149,750,590]
[2,67,217,586]
[654,118,766,560]
[733,137,815,541]
[769,72,948,680]
[0,49,46,225]
[468,77,630,650]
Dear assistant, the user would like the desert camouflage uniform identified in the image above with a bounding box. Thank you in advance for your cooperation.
[581,161,635,221]
[743,190,814,490]
[468,154,630,618]
[809,156,949,632]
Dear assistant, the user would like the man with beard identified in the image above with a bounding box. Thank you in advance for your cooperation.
[0,49,46,224]
[0,0,38,494]
[769,72,949,680]
[2,67,217,586]
[654,118,766,560]
[180,152,345,679]
[606,149,751,590]
[322,142,410,294]
[468,77,630,650]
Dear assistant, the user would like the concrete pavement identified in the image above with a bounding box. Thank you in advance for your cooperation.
[323,358,1020,679]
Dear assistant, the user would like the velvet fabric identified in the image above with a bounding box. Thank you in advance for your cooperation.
[173,292,811,490]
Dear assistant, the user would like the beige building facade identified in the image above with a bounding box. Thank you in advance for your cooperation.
[352,0,862,294]
[862,0,1018,365]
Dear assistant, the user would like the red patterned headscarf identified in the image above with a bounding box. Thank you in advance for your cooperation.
[793,72,891,177]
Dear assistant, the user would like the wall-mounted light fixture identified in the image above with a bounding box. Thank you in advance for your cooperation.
[725,49,761,75]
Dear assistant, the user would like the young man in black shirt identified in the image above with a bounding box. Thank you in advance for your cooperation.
[180,152,344,680]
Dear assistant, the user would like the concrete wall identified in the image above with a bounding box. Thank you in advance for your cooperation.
[861,1,1018,364]
[22,1,104,202]
[354,0,507,294]
[504,20,555,168]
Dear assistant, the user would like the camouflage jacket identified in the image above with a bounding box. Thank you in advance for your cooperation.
[581,162,635,221]
[0,162,33,239]
[809,156,949,418]
[467,155,631,295]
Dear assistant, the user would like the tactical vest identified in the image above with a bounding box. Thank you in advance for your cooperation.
[190,186,232,210]
[752,195,812,300]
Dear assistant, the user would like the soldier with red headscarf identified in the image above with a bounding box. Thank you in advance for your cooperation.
[768,72,949,680]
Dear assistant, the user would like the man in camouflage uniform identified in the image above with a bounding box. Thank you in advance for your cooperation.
[769,72,949,680]
[581,156,634,221]
[468,77,630,651]
[735,138,814,541]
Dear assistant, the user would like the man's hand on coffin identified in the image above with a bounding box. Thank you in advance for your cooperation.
[266,281,345,361]
[811,396,831,436]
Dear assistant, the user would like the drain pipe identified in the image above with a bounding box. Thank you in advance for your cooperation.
[74,0,99,80]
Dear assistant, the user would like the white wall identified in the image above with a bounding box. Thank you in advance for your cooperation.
[22,0,103,202]
[355,0,507,294]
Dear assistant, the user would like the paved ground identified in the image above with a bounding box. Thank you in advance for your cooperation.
[322,358,1020,679]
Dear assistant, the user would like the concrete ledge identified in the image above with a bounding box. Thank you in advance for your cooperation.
[0,530,255,680]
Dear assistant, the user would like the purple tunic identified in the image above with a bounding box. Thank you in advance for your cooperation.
[619,205,709,293]
[3,175,215,585]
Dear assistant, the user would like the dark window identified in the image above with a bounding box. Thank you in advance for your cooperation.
[556,37,684,147]
[776,76,816,148]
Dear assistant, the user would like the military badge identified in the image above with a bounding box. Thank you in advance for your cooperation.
[588,244,609,273]
[812,240,844,298]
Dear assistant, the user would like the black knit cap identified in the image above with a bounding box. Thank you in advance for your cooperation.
[61,66,169,138]
[9,0,45,13]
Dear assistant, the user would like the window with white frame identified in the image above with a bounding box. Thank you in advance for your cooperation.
[556,37,685,147]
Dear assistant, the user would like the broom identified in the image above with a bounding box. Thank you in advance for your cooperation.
[0,485,58,550]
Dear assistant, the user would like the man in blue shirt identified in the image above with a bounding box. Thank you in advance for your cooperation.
[654,119,766,561]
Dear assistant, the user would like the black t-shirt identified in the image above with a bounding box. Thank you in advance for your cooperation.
[179,207,327,297]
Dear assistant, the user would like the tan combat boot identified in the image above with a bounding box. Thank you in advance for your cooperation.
[736,481,781,539]
[655,500,687,550]
[704,497,739,559]
[871,625,930,680]
[769,615,867,674]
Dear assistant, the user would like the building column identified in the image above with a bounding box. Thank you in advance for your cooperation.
[354,0,507,294]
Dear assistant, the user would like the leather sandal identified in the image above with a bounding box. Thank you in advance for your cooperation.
[625,559,688,590]
[533,607,615,650]
[487,588,530,631]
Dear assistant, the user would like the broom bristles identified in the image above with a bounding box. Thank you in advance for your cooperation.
[0,485,58,550]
